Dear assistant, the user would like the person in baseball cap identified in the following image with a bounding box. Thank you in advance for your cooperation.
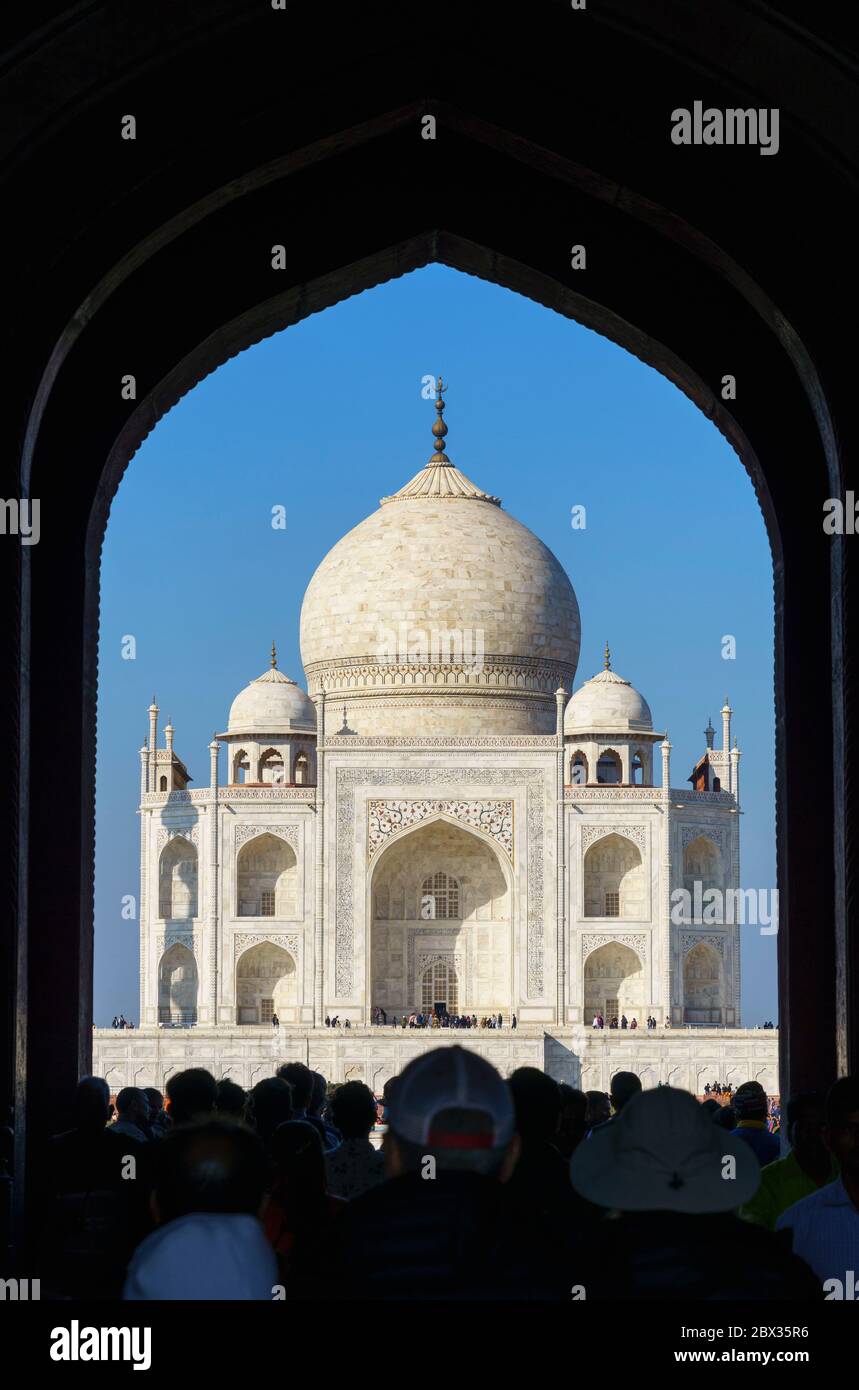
[384,1045,520,1179]
[311,1048,591,1300]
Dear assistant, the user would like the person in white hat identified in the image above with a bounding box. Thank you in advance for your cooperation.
[570,1087,821,1299]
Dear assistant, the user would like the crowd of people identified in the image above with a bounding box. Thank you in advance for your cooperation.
[110,1015,135,1030]
[373,1009,515,1030]
[33,1055,858,1301]
[591,1013,660,1030]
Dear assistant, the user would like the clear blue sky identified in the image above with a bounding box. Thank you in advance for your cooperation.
[94,264,777,1025]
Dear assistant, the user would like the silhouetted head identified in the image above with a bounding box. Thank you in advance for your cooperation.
[116,1086,150,1126]
[216,1078,247,1120]
[270,1119,326,1195]
[250,1077,294,1147]
[276,1062,313,1111]
[733,1081,769,1123]
[329,1081,377,1140]
[144,1088,164,1123]
[556,1084,589,1159]
[73,1076,111,1131]
[610,1071,642,1114]
[585,1091,611,1128]
[508,1067,562,1143]
[825,1077,859,1182]
[152,1119,268,1225]
[308,1071,328,1117]
[166,1069,218,1127]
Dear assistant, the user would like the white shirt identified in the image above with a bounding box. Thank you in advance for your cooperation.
[776,1177,859,1288]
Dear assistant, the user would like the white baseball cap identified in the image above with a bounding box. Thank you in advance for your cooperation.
[387,1046,515,1150]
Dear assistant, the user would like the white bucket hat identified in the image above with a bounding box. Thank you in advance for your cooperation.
[570,1086,761,1214]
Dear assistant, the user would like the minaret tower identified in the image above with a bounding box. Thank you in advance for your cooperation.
[148,697,158,792]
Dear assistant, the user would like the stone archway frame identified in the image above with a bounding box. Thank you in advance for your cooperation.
[365,808,517,1014]
[413,946,467,1014]
[234,934,302,1017]
[155,937,200,1022]
[581,934,649,1023]
[338,767,546,999]
[155,928,201,957]
[679,830,739,1011]
[579,824,650,923]
[153,929,199,1024]
[233,824,302,922]
[368,798,514,863]
[680,827,730,911]
[680,935,726,1021]
[234,932,301,963]
[10,7,854,1193]
[581,932,648,965]
[155,829,200,925]
[156,826,200,850]
[234,824,300,852]
[680,826,729,857]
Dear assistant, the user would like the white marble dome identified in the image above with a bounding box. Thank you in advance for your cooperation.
[564,663,653,734]
[299,395,581,736]
[227,663,316,735]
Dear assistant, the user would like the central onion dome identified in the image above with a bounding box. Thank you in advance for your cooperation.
[300,379,581,736]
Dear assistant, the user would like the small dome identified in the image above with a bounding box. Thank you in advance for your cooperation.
[565,665,652,734]
[227,665,316,735]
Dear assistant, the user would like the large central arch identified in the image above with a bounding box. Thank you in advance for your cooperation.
[367,815,514,1018]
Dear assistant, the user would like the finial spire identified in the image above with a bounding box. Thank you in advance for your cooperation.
[270,640,277,669]
[604,640,611,671]
[429,376,450,463]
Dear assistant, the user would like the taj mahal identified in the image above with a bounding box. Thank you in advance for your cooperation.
[93,383,778,1096]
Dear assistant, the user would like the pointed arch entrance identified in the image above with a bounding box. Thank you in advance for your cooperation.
[158,943,198,1025]
[368,815,512,1018]
[236,941,298,1024]
[584,941,645,1025]
[683,942,725,1025]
